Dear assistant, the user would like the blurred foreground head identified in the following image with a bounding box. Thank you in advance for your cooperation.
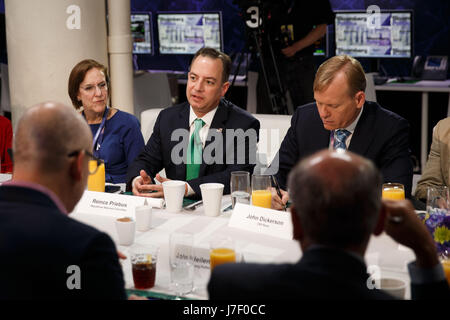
[288,149,383,252]
[13,101,93,212]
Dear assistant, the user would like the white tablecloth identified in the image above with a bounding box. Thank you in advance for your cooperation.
[71,194,414,300]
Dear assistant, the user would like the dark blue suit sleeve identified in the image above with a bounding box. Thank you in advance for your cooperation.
[377,117,413,197]
[273,113,301,190]
[123,116,145,167]
[126,112,164,188]
[79,232,126,299]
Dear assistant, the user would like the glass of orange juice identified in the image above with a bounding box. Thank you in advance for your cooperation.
[251,174,272,208]
[441,259,450,285]
[382,183,405,200]
[210,237,236,272]
[87,160,105,192]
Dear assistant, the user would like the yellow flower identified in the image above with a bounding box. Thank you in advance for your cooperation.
[434,226,450,244]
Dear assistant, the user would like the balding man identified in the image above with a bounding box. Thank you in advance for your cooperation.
[271,55,413,209]
[208,150,449,300]
[0,102,126,299]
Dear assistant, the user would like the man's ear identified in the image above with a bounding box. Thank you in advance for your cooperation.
[69,151,84,182]
[221,81,230,97]
[355,91,365,109]
[290,206,303,241]
[373,202,387,236]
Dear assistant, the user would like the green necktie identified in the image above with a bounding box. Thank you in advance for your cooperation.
[186,118,205,181]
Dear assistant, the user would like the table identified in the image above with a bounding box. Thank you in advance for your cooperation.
[71,194,415,300]
[375,79,450,168]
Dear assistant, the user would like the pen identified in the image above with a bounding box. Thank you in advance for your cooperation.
[272,175,286,211]
[184,200,203,211]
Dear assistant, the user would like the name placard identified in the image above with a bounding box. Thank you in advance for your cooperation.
[72,191,164,218]
[228,203,293,240]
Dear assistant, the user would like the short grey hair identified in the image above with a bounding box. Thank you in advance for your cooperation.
[287,150,382,247]
[13,101,92,173]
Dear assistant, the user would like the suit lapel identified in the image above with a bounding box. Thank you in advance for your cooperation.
[199,100,228,177]
[348,104,374,156]
[176,103,190,180]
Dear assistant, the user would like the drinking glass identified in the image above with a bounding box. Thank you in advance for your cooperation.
[427,186,449,214]
[130,245,159,290]
[442,259,450,285]
[169,232,195,296]
[251,174,272,208]
[382,183,405,200]
[210,237,236,272]
[87,160,105,192]
[230,171,251,209]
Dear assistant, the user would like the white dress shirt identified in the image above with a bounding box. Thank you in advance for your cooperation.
[329,106,364,150]
[185,106,219,195]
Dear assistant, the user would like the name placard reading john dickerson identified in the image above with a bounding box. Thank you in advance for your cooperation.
[228,203,293,240]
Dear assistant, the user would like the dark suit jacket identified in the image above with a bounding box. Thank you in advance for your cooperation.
[273,101,413,196]
[127,99,260,198]
[208,247,450,300]
[0,185,126,300]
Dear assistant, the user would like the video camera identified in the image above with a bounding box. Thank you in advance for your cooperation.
[233,0,291,49]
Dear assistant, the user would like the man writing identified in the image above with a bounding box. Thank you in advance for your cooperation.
[271,55,413,209]
[208,150,449,299]
[127,47,260,199]
[0,102,126,299]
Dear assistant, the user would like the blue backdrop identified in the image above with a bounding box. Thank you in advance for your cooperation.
[128,0,450,76]
[0,0,448,75]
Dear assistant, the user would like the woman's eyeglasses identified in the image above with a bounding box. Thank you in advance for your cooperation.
[80,82,107,94]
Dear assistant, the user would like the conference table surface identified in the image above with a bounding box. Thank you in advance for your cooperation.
[72,194,415,300]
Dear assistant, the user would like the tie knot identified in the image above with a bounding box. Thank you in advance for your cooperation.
[336,129,350,140]
[194,118,205,128]
[334,129,351,150]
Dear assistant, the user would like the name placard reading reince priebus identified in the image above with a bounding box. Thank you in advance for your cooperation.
[74,190,164,218]
[228,203,293,240]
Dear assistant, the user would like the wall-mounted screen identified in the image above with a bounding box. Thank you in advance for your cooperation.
[334,10,413,58]
[131,12,152,54]
[157,12,223,55]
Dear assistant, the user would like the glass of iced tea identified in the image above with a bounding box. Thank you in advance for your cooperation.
[130,245,159,290]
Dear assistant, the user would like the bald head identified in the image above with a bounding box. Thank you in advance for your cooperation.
[288,150,382,248]
[14,101,92,173]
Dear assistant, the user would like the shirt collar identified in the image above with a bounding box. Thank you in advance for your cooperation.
[340,105,364,134]
[2,180,68,215]
[189,105,219,128]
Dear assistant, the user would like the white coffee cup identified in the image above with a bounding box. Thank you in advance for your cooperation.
[135,205,152,232]
[380,278,407,299]
[162,180,186,213]
[115,217,135,246]
[200,183,224,217]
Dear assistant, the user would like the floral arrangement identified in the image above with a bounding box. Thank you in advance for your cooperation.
[418,210,450,258]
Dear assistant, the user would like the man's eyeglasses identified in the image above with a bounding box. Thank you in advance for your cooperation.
[68,150,104,175]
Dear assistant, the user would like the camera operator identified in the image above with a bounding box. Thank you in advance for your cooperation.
[272,0,334,110]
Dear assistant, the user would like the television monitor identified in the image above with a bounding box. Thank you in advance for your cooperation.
[131,12,152,54]
[334,10,413,58]
[156,12,223,55]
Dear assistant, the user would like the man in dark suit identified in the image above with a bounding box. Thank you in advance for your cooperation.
[208,150,449,300]
[270,55,413,209]
[0,101,126,299]
[127,47,259,198]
